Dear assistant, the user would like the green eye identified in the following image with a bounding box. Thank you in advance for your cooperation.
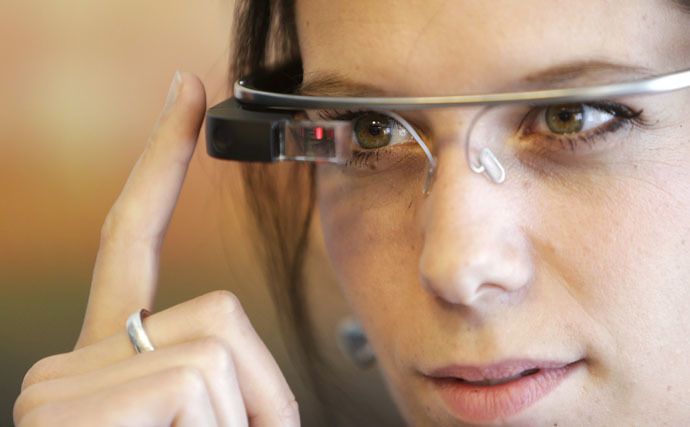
[545,104,584,134]
[354,113,393,149]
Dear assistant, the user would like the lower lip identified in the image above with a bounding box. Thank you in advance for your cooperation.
[430,363,579,423]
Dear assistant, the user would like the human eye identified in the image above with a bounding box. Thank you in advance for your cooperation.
[518,101,644,152]
[316,109,424,169]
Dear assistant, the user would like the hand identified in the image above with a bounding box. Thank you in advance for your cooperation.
[13,72,300,427]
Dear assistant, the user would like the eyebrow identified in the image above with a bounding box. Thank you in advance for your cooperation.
[297,60,654,97]
[297,73,385,97]
[521,60,652,85]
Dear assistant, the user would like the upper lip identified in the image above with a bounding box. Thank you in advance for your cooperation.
[426,359,577,382]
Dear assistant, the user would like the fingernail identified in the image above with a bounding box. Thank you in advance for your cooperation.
[164,70,183,110]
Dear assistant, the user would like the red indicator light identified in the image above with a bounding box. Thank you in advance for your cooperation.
[315,126,324,140]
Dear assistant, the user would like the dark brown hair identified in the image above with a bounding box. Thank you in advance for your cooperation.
[231,1,359,424]
[675,0,690,12]
[230,0,690,423]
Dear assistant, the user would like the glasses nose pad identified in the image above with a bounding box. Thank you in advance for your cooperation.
[471,147,506,184]
[465,106,506,184]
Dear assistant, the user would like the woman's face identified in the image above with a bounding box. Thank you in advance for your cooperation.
[297,1,690,425]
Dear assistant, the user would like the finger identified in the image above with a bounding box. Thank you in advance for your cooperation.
[78,71,207,346]
[18,367,218,427]
[16,338,248,427]
[28,291,300,427]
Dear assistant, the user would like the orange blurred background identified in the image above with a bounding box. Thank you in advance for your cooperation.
[0,1,402,425]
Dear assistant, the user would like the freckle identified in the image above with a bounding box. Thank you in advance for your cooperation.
[667,385,672,391]
[633,164,638,170]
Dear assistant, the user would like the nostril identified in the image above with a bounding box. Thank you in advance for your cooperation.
[418,232,533,307]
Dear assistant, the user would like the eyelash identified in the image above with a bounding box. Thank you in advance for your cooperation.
[519,101,645,152]
[347,150,378,168]
[317,109,414,168]
[315,101,647,167]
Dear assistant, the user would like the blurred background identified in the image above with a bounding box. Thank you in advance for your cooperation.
[0,0,401,425]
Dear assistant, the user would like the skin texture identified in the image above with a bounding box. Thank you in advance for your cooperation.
[12,2,690,426]
[299,0,690,425]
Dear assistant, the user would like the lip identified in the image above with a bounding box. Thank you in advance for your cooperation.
[426,359,582,423]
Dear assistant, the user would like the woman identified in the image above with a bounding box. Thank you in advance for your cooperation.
[13,0,690,425]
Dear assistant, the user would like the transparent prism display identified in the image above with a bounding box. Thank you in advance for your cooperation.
[279,120,354,164]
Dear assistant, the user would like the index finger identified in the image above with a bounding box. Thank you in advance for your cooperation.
[77,72,207,347]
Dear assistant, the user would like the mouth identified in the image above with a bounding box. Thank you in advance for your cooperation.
[426,359,583,423]
[454,367,540,386]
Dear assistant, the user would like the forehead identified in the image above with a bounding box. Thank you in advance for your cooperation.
[295,0,689,95]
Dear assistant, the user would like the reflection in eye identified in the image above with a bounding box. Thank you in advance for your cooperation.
[542,104,618,134]
[522,101,644,151]
[354,113,394,148]
[545,104,586,133]
[318,110,416,150]
[316,109,424,169]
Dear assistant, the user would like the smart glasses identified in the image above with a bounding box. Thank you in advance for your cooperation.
[206,67,690,193]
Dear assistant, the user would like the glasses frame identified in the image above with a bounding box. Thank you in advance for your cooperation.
[206,67,690,191]
[233,67,690,110]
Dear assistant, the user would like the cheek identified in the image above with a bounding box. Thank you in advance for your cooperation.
[551,171,690,304]
[316,165,426,338]
[533,160,690,372]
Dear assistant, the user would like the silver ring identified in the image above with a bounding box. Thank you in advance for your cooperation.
[126,309,155,353]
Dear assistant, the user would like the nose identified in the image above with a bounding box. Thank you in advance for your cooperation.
[418,143,533,308]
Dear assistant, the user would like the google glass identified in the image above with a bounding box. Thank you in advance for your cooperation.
[205,66,690,192]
